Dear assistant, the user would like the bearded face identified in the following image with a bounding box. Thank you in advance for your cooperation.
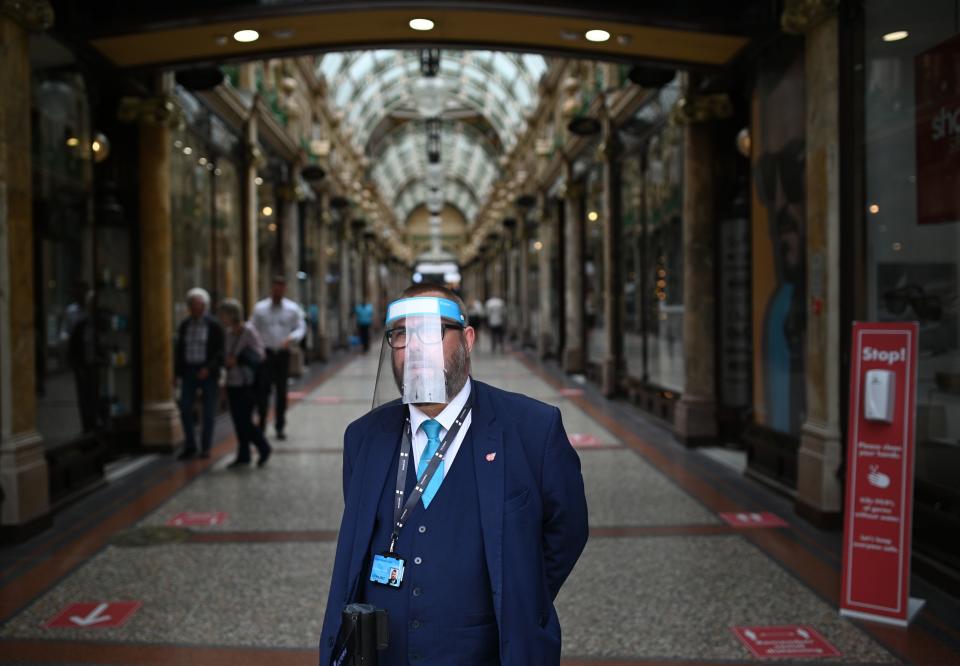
[392,323,470,403]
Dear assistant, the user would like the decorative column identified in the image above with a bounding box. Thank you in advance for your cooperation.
[314,194,330,360]
[505,221,519,342]
[120,78,186,450]
[600,115,623,397]
[279,165,302,290]
[537,192,554,358]
[671,88,731,445]
[338,221,351,347]
[785,0,844,524]
[517,213,531,347]
[0,1,54,536]
[241,114,261,315]
[562,159,585,374]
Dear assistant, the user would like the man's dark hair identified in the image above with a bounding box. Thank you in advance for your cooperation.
[401,283,469,324]
[272,274,287,285]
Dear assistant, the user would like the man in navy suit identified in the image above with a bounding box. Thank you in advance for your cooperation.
[319,284,588,666]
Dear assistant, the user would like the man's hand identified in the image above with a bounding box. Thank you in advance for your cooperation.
[197,368,209,380]
[281,337,291,350]
[225,355,237,368]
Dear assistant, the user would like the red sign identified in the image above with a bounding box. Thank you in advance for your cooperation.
[915,34,960,224]
[567,433,603,448]
[719,512,788,528]
[166,511,227,527]
[731,625,840,659]
[559,388,584,397]
[45,601,141,629]
[841,322,920,625]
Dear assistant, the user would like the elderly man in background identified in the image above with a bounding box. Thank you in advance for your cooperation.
[252,275,306,440]
[174,287,225,460]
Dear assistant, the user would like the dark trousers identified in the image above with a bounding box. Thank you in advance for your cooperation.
[73,364,99,432]
[227,386,271,462]
[257,348,290,433]
[490,325,505,352]
[358,324,371,352]
[179,366,219,453]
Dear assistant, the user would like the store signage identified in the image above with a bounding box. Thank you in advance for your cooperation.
[915,33,960,224]
[166,511,228,527]
[719,512,787,528]
[731,625,840,659]
[45,601,141,628]
[841,322,924,626]
[567,433,603,447]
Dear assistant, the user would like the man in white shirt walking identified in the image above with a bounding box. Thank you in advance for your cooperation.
[251,275,306,440]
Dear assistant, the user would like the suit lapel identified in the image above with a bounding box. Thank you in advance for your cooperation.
[346,404,405,588]
[471,381,504,625]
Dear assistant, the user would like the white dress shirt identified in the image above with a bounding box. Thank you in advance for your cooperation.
[408,377,473,479]
[251,297,307,351]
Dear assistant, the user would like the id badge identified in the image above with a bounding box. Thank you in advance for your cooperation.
[370,552,405,588]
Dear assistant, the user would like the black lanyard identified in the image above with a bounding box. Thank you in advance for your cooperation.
[388,392,474,553]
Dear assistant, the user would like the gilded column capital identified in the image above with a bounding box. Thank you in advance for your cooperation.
[118,95,186,128]
[1,0,54,30]
[669,94,733,126]
[781,0,839,35]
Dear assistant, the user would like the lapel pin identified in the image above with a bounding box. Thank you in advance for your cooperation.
[485,452,496,462]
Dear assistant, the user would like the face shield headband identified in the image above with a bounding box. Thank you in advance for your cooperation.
[371,297,467,409]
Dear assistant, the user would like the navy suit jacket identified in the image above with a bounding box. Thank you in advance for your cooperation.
[319,379,589,665]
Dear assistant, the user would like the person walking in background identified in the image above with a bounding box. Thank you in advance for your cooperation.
[252,275,306,440]
[468,297,485,337]
[218,299,272,469]
[354,299,374,353]
[174,287,224,460]
[484,294,506,353]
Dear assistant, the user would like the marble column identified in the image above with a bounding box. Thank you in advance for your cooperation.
[791,5,844,525]
[562,160,585,374]
[338,225,351,347]
[133,82,185,450]
[314,196,330,361]
[241,114,260,315]
[672,90,731,445]
[537,193,555,358]
[518,214,531,347]
[506,225,519,341]
[0,3,54,535]
[280,167,301,290]
[600,121,623,397]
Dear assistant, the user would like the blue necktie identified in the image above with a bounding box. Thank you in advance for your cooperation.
[417,419,444,508]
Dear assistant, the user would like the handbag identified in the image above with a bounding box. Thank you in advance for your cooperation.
[230,330,262,386]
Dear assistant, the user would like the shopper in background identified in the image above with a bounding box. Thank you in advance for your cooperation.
[174,287,224,460]
[218,298,272,469]
[252,275,306,440]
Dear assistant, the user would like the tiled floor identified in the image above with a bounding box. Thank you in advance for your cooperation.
[1,349,959,665]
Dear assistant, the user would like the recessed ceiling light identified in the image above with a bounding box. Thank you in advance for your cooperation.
[233,29,259,43]
[882,30,909,42]
[409,18,435,31]
[585,29,611,43]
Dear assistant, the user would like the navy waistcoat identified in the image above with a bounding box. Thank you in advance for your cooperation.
[361,426,499,665]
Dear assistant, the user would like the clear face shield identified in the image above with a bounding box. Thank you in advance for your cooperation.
[372,297,468,410]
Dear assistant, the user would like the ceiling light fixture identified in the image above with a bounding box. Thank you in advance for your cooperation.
[262,206,273,217]
[409,18,435,31]
[882,30,909,42]
[585,29,611,43]
[233,29,260,43]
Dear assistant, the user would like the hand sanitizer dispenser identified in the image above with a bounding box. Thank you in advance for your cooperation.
[864,369,896,423]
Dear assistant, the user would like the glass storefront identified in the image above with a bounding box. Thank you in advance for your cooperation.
[32,71,96,448]
[862,0,960,587]
[584,164,605,369]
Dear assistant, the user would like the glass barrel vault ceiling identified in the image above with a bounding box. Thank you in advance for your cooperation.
[318,49,547,227]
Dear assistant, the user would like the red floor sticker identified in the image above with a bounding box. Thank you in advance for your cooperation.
[288,391,307,400]
[568,433,603,447]
[719,511,788,528]
[314,396,343,404]
[166,511,227,527]
[45,601,142,629]
[559,388,584,397]
[731,625,841,659]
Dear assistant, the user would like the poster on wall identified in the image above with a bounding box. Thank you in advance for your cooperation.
[915,33,960,225]
[751,39,807,435]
